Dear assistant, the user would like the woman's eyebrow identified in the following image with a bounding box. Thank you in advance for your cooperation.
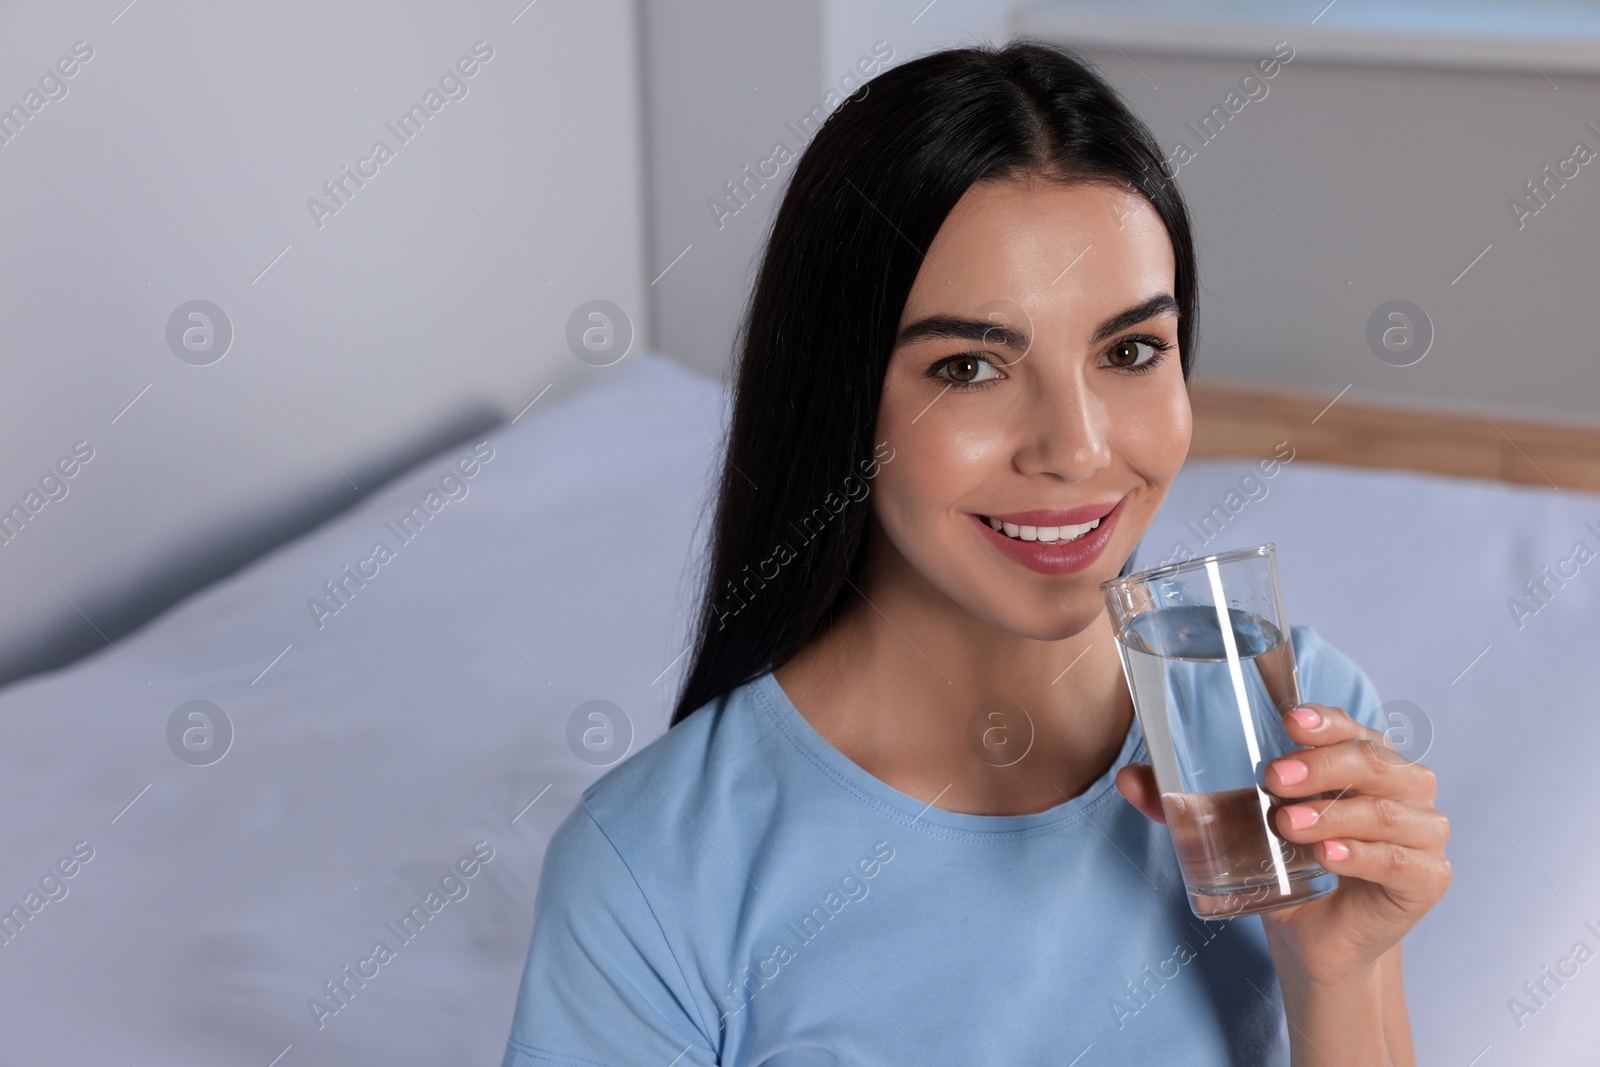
[895,293,1179,352]
[895,315,1030,352]
[1089,293,1179,343]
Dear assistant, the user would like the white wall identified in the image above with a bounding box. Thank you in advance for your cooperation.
[0,0,648,684]
[637,0,826,380]
[824,0,1014,89]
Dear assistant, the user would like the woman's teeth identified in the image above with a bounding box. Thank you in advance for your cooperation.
[986,516,1101,544]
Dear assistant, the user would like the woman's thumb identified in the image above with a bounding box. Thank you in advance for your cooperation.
[1114,762,1167,824]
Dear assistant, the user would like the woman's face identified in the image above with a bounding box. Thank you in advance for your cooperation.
[868,176,1191,640]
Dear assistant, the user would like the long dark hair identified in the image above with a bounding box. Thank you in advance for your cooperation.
[670,38,1198,727]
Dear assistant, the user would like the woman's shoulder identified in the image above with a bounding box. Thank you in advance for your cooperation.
[548,672,779,879]
[514,705,741,1066]
[578,674,762,801]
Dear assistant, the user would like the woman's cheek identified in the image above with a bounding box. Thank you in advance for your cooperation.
[870,427,986,558]
[1114,387,1190,479]
[883,385,1004,479]
[873,439,958,532]
[1160,391,1193,474]
[946,418,1013,468]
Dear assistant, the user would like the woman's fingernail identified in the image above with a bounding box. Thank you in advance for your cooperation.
[1323,839,1350,862]
[1274,758,1308,785]
[1284,804,1318,830]
[1289,705,1322,729]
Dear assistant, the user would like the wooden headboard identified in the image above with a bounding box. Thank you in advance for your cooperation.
[1189,379,1600,495]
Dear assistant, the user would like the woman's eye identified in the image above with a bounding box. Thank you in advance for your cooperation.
[936,354,1002,385]
[1104,339,1160,370]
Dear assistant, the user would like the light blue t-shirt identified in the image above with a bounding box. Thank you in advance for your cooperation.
[503,625,1385,1066]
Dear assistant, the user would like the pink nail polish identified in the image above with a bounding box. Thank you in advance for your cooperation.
[1284,804,1317,830]
[1289,705,1321,729]
[1274,758,1308,785]
[1323,840,1350,862]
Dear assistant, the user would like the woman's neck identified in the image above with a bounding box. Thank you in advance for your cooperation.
[772,563,1136,818]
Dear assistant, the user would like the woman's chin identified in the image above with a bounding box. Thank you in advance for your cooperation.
[980,602,1105,644]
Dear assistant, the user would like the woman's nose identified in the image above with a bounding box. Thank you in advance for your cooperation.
[1013,370,1114,481]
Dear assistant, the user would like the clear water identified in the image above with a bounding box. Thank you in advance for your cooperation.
[1120,605,1337,918]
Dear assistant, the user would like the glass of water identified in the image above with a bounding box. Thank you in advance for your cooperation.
[1099,543,1338,919]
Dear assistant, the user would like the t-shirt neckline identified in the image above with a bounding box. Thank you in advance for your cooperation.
[751,671,1149,838]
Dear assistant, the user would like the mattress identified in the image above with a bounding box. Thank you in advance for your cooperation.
[0,350,1591,1064]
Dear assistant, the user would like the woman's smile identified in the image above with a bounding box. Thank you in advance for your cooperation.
[967,494,1128,575]
[976,497,1122,540]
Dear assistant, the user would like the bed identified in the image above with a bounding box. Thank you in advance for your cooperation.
[0,351,1593,1064]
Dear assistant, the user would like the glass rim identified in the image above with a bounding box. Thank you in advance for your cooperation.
[1099,542,1276,594]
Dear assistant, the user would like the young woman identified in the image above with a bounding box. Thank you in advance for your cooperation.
[504,40,1449,1066]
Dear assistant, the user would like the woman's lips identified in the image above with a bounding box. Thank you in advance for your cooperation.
[969,495,1126,575]
[984,501,1120,528]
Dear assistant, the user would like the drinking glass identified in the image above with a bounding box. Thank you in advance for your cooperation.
[1100,543,1339,919]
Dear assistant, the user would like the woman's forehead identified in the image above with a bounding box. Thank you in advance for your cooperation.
[902,180,1175,336]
